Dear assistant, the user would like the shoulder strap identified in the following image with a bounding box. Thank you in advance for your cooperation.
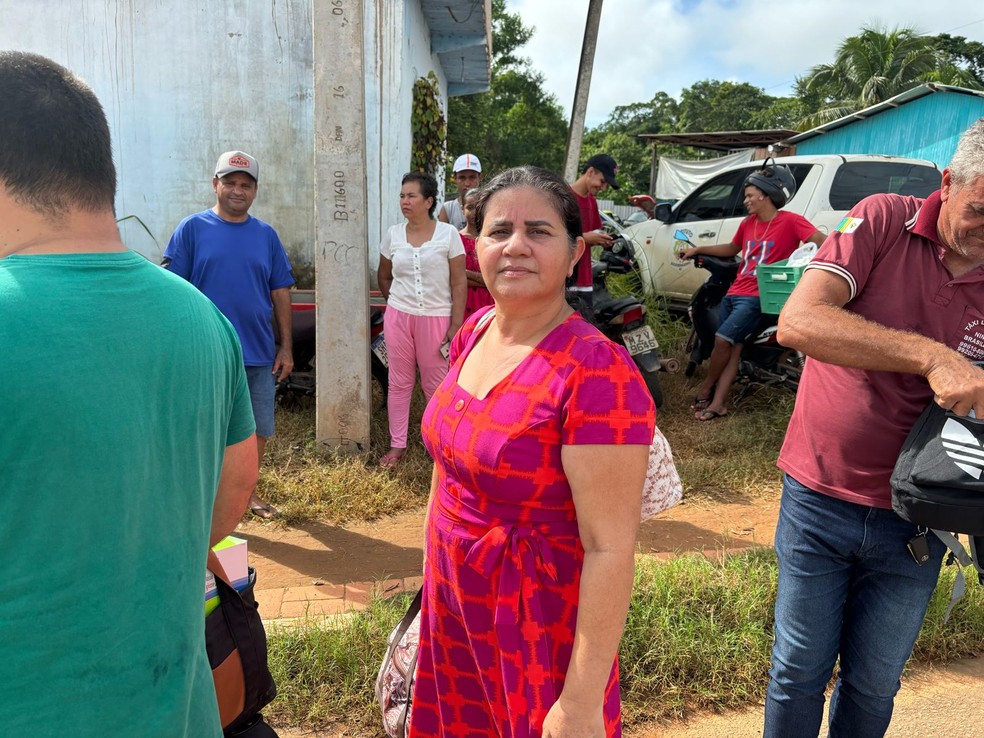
[931,530,984,621]
[475,309,495,331]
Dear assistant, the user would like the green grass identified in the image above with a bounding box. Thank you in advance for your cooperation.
[619,549,777,723]
[265,550,984,733]
[257,393,433,525]
[265,594,414,732]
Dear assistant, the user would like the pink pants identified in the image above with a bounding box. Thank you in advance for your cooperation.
[383,307,450,448]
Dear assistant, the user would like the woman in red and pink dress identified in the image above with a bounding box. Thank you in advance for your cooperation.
[459,189,494,318]
[411,166,656,737]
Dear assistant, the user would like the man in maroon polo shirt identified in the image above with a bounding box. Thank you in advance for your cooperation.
[763,118,984,738]
[569,154,618,320]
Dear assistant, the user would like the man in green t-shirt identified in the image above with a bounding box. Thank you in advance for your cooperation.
[0,52,257,735]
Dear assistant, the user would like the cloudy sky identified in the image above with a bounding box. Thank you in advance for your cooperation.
[506,0,984,127]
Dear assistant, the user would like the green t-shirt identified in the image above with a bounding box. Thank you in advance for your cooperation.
[0,251,255,736]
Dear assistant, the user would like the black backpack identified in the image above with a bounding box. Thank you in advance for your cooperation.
[891,399,984,617]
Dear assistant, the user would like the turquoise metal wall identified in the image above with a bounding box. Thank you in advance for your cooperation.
[794,92,984,168]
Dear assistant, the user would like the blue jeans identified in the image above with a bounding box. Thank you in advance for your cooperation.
[763,475,945,738]
[245,365,276,437]
[715,295,761,345]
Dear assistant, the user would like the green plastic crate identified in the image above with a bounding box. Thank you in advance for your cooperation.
[757,258,806,314]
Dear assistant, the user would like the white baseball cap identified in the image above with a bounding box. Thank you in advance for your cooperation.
[452,153,482,174]
[215,151,258,181]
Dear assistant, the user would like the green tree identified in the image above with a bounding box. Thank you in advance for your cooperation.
[447,0,568,176]
[596,91,679,136]
[678,80,776,132]
[583,92,682,201]
[933,34,984,84]
[580,130,651,202]
[796,25,982,128]
[747,97,808,130]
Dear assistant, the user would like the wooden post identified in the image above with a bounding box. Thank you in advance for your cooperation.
[562,0,605,183]
[312,0,371,451]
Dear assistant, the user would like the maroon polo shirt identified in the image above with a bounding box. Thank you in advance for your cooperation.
[778,191,984,508]
[572,189,602,290]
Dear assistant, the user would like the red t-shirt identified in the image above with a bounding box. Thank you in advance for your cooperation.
[778,191,984,508]
[727,210,819,297]
[572,189,602,289]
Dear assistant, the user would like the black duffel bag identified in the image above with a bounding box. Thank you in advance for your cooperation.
[206,551,278,735]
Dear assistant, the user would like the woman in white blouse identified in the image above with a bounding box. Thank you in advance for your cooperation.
[377,172,467,468]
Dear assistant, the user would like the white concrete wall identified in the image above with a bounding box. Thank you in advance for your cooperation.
[0,1,316,279]
[363,0,449,272]
[0,0,453,284]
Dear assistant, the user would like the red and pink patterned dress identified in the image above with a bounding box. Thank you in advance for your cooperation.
[410,307,656,738]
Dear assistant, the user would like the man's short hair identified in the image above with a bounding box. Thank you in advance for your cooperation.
[948,118,984,188]
[0,52,116,216]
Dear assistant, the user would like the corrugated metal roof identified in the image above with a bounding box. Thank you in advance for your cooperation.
[420,0,492,96]
[784,84,984,145]
[639,129,799,151]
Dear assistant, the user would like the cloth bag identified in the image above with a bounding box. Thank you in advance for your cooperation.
[376,588,422,738]
[641,426,683,521]
[206,549,278,734]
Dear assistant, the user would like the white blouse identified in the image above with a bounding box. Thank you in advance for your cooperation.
[380,221,465,316]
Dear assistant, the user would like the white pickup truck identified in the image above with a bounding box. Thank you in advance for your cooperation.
[622,154,941,310]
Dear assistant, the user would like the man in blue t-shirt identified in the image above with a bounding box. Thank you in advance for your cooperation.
[164,151,295,519]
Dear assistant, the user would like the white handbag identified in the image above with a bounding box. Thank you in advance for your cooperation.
[375,589,421,738]
[640,427,683,521]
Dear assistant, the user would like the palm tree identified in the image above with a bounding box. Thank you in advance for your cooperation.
[797,25,960,128]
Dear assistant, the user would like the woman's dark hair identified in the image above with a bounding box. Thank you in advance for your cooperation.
[401,171,438,218]
[472,166,582,246]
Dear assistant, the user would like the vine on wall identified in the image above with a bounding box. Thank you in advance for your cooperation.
[411,71,447,174]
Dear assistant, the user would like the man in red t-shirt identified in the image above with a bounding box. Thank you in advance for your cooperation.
[680,164,823,420]
[569,154,618,320]
[762,119,984,738]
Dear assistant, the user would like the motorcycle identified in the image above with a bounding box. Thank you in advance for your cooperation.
[591,236,674,408]
[674,230,803,396]
[275,292,389,404]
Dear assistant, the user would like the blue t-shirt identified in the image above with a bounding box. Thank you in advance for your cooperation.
[164,209,294,365]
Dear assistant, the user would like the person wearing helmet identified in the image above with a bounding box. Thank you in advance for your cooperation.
[679,162,825,421]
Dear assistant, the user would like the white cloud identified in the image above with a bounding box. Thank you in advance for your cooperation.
[507,0,984,127]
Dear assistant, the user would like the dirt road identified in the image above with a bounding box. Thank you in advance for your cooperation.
[238,497,780,590]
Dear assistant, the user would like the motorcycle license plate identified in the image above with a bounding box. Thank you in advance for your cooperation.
[622,325,658,356]
[371,335,388,368]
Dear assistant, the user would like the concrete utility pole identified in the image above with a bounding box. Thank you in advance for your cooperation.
[313,0,371,452]
[563,0,605,183]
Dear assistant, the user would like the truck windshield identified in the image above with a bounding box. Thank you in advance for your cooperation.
[829,163,941,210]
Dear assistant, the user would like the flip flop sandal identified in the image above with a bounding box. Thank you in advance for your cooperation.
[695,409,728,422]
[691,395,712,411]
[379,452,405,469]
[250,503,279,520]
[690,385,716,411]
